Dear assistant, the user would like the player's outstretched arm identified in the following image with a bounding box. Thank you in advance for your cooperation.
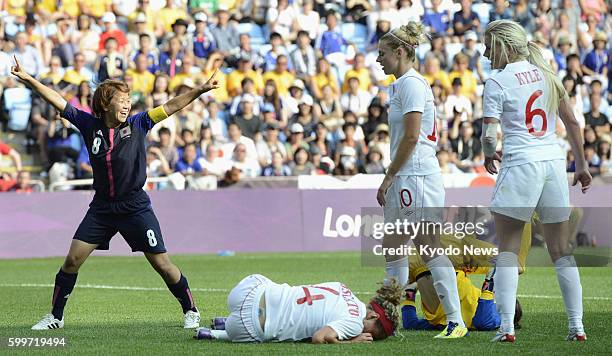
[312,326,372,344]
[10,55,67,113]
[162,70,220,117]
[558,98,592,193]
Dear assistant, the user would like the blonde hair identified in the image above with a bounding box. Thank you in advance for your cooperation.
[370,279,402,339]
[380,21,428,62]
[486,20,567,114]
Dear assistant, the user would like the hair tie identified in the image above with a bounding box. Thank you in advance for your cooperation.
[389,32,419,49]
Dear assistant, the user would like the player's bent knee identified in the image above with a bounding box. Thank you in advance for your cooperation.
[63,254,85,272]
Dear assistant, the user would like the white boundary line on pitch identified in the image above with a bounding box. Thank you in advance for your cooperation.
[1,283,611,301]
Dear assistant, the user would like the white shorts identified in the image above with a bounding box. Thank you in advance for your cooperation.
[383,174,445,224]
[490,160,571,223]
[225,274,270,343]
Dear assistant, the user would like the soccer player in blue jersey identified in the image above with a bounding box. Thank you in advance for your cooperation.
[11,56,220,330]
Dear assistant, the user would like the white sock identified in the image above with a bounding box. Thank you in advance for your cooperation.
[426,255,465,328]
[210,330,229,340]
[385,257,408,288]
[494,252,519,334]
[555,255,584,332]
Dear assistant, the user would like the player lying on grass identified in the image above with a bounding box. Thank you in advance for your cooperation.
[11,56,220,330]
[402,226,530,332]
[194,274,402,343]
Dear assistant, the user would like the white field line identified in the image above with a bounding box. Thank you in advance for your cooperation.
[0,283,611,301]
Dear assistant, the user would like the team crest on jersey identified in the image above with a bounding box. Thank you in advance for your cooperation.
[120,126,131,138]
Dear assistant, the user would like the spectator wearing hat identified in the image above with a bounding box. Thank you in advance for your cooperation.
[163,18,190,49]
[188,12,217,66]
[444,77,472,122]
[284,78,313,115]
[232,94,264,140]
[452,0,480,40]
[489,0,513,22]
[289,95,318,138]
[448,53,477,102]
[98,12,128,52]
[311,58,339,101]
[554,35,573,73]
[227,56,264,97]
[334,145,359,175]
[423,55,451,95]
[156,0,188,33]
[367,123,390,168]
[290,30,317,85]
[257,122,288,166]
[342,53,372,94]
[551,11,578,52]
[262,151,292,176]
[340,76,372,121]
[211,7,240,57]
[289,147,315,175]
[582,32,609,77]
[422,0,453,37]
[263,55,295,97]
[231,143,261,178]
[222,123,258,160]
[96,37,125,82]
[285,123,310,161]
[461,31,484,82]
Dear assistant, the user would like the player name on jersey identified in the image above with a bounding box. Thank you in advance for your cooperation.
[514,69,543,86]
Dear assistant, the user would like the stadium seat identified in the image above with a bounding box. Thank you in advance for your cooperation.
[472,3,492,27]
[3,87,32,131]
[341,23,368,53]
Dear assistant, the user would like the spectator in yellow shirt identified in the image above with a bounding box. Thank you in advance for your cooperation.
[423,55,452,95]
[311,58,339,101]
[156,0,188,33]
[448,53,478,102]
[80,0,112,19]
[169,53,202,93]
[3,0,27,17]
[342,53,372,93]
[202,51,229,103]
[227,55,264,97]
[127,53,156,95]
[262,55,295,97]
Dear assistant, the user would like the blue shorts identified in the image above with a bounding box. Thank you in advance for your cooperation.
[73,192,166,253]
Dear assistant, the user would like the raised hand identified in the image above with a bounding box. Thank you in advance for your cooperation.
[10,55,31,82]
[201,70,221,93]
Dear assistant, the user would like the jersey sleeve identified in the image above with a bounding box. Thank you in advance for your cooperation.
[399,78,426,115]
[127,106,167,133]
[60,103,94,134]
[326,317,364,340]
[483,78,504,120]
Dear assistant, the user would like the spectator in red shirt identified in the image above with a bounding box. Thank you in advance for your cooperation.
[0,141,23,173]
[98,12,128,53]
[9,171,33,193]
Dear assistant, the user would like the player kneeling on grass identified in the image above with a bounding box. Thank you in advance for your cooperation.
[403,226,531,332]
[11,56,220,330]
[195,274,401,343]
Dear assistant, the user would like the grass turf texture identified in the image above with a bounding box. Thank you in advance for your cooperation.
[0,249,610,355]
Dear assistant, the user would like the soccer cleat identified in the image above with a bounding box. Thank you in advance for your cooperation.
[434,321,469,338]
[31,313,64,330]
[184,310,200,329]
[567,329,587,341]
[194,327,214,340]
[491,330,516,342]
[211,317,227,330]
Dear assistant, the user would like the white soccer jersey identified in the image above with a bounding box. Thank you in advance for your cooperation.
[263,282,366,342]
[388,68,441,176]
[483,60,565,168]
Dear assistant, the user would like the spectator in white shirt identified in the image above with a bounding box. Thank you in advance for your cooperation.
[231,143,262,177]
[221,123,258,161]
[340,76,372,120]
[444,77,473,122]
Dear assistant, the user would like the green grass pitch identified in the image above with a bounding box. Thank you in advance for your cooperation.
[0,250,610,355]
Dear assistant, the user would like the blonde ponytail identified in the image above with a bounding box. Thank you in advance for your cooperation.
[381,21,428,62]
[526,41,567,114]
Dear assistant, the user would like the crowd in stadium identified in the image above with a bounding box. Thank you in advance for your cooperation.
[0,0,611,191]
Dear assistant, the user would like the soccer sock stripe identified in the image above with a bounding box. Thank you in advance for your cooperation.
[426,255,465,328]
[167,274,198,313]
[555,255,584,332]
[51,269,78,320]
[495,252,519,334]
